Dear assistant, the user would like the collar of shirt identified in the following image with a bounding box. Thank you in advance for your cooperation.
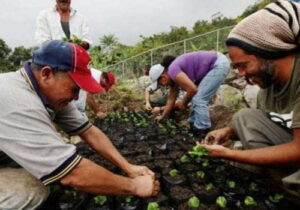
[52,6,77,17]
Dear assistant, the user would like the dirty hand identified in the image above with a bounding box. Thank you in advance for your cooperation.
[145,103,152,111]
[96,111,107,119]
[126,164,155,179]
[198,143,230,158]
[154,115,164,123]
[151,107,161,114]
[132,175,160,197]
[201,127,232,145]
[174,101,186,110]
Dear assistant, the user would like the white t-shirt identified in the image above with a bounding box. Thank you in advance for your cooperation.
[74,68,102,113]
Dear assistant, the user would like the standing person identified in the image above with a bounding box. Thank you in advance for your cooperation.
[201,0,300,190]
[74,68,115,118]
[151,51,229,138]
[0,40,159,209]
[35,0,91,50]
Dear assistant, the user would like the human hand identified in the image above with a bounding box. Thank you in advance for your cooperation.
[197,143,230,158]
[126,164,155,179]
[174,101,186,110]
[132,175,160,197]
[151,107,161,114]
[96,111,107,119]
[201,127,232,146]
[154,115,164,123]
[145,103,152,111]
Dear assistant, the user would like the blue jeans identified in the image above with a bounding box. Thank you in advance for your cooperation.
[188,53,229,130]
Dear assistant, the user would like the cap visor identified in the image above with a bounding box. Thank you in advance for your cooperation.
[149,81,158,91]
[69,72,103,93]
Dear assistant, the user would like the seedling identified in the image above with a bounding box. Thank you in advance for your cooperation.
[180,154,190,163]
[216,196,227,208]
[196,171,205,179]
[125,195,133,203]
[94,195,107,206]
[269,193,284,203]
[62,35,84,45]
[244,196,257,206]
[169,169,179,177]
[202,159,210,167]
[205,183,214,191]
[249,182,259,192]
[188,145,208,158]
[215,165,225,173]
[147,202,160,210]
[226,180,236,189]
[188,196,200,208]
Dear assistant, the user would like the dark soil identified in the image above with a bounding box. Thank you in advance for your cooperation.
[40,111,300,210]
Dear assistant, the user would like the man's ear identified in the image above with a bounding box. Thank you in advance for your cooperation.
[39,66,55,84]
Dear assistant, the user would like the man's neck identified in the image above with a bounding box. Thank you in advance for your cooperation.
[273,54,295,88]
[56,5,70,20]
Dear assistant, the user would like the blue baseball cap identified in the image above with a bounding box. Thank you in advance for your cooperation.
[33,40,102,93]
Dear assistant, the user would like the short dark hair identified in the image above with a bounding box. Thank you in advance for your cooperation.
[161,55,176,69]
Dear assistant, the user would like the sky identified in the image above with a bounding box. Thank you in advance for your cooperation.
[0,0,258,49]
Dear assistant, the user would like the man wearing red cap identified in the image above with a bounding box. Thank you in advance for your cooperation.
[0,40,159,209]
[74,68,116,118]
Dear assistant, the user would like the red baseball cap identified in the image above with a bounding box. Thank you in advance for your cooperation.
[104,72,116,91]
[33,40,102,93]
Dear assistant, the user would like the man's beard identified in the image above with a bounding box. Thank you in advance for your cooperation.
[245,61,275,89]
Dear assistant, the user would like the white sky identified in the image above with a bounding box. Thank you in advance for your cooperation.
[0,0,258,49]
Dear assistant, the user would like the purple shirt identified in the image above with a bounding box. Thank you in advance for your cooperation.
[168,51,217,85]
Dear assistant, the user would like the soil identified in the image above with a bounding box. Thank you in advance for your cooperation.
[40,111,300,210]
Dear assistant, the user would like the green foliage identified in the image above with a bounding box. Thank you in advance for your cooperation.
[94,195,107,206]
[226,180,236,189]
[244,196,257,206]
[62,35,84,45]
[188,196,200,208]
[205,183,214,191]
[147,202,160,210]
[169,169,179,177]
[196,171,205,179]
[269,193,284,203]
[125,195,133,203]
[180,154,190,163]
[188,145,208,158]
[249,182,259,192]
[216,196,227,208]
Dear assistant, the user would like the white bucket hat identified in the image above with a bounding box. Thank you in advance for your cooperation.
[148,64,164,91]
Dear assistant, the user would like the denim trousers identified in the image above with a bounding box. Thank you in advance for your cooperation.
[188,53,229,130]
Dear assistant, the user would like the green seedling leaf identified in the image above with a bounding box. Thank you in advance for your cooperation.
[94,195,107,206]
[169,169,179,177]
[202,159,209,167]
[147,202,160,210]
[180,154,190,163]
[196,171,205,179]
[188,196,200,208]
[226,180,236,189]
[215,165,225,173]
[216,196,227,208]
[125,195,133,203]
[205,183,214,191]
[269,193,284,203]
[188,145,209,158]
[249,182,259,191]
[244,196,257,206]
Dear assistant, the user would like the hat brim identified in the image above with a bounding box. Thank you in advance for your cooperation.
[69,72,103,93]
[149,81,158,91]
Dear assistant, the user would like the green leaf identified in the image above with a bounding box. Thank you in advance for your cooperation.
[169,169,179,177]
[180,155,190,163]
[188,196,200,208]
[94,195,107,206]
[216,196,227,208]
[269,193,284,203]
[147,202,160,210]
[244,196,257,206]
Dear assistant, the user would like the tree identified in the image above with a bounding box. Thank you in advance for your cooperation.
[100,34,119,53]
[9,46,32,67]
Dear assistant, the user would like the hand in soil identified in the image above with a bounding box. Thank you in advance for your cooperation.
[201,127,232,145]
[126,164,155,179]
[132,175,160,197]
[154,115,164,123]
[145,103,152,111]
[96,111,107,119]
[151,107,161,114]
[199,144,230,158]
[174,101,186,110]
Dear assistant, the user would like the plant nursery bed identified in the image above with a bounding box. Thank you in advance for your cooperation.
[40,111,300,210]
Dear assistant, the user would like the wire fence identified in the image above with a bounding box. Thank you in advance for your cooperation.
[100,25,234,82]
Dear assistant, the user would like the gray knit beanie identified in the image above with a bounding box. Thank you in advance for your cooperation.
[226,0,300,59]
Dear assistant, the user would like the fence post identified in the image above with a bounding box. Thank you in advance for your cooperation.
[150,49,154,66]
[216,29,220,52]
[122,62,125,79]
[184,39,187,54]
